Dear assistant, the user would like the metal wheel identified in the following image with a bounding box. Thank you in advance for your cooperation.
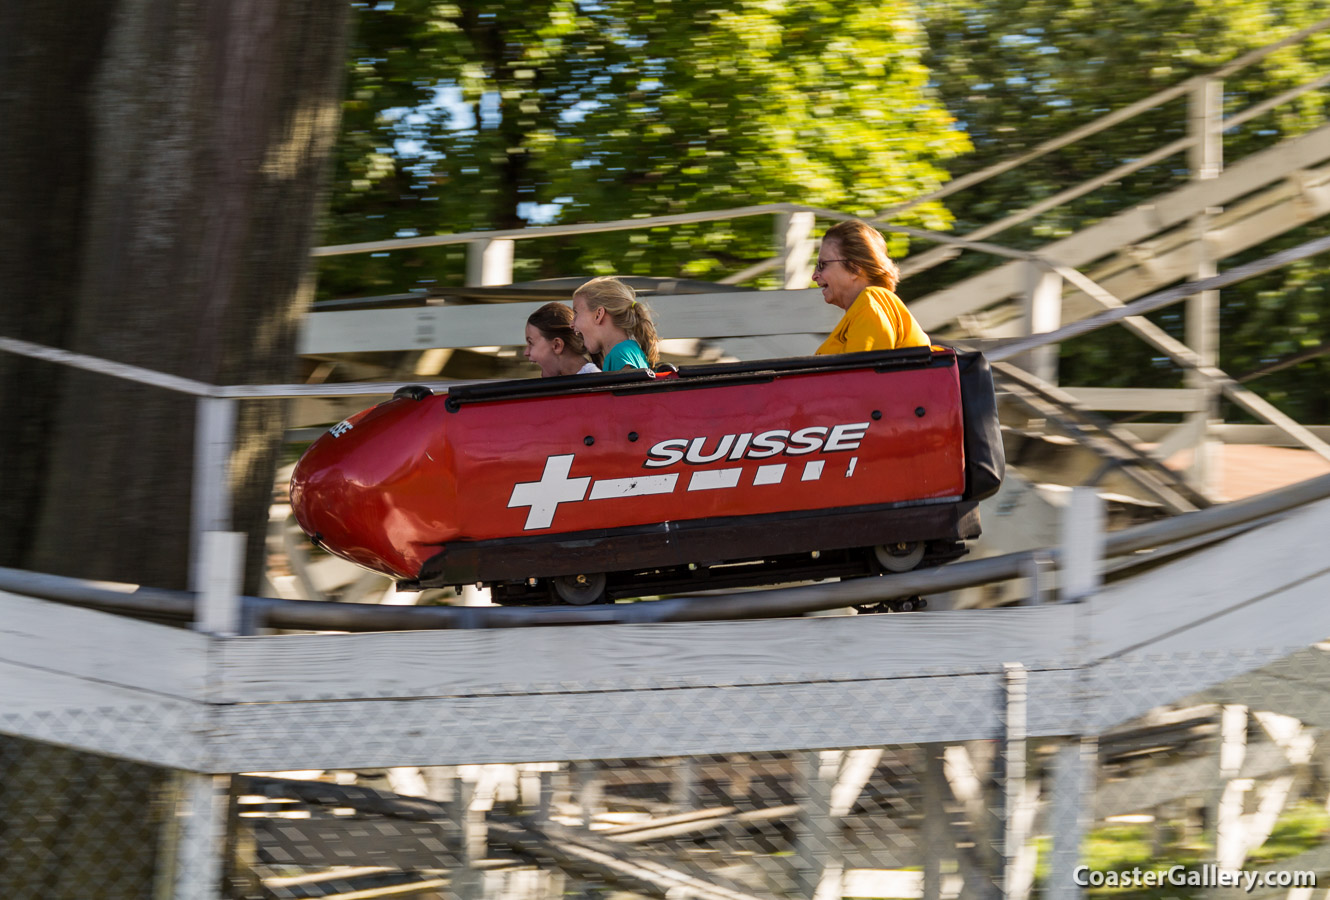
[873,541,925,573]
[892,595,928,612]
[552,573,608,605]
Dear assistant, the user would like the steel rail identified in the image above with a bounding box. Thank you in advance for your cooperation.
[1104,471,1330,557]
[0,568,196,622]
[6,473,1330,631]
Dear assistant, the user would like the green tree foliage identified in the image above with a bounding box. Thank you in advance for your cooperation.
[319,0,971,297]
[323,1,1330,420]
[914,0,1330,420]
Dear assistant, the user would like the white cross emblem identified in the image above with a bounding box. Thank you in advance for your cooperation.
[508,454,591,530]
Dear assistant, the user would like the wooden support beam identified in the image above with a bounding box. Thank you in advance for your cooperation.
[195,531,245,637]
[298,289,839,355]
[922,745,948,900]
[1006,780,1040,900]
[1001,664,1031,900]
[911,124,1330,330]
[1021,263,1062,385]
[1187,78,1224,496]
[829,748,885,819]
[944,744,1002,893]
[168,774,229,900]
[1059,489,1103,604]
[488,819,775,900]
[1214,704,1250,870]
[779,210,816,289]
[190,397,236,593]
[467,238,514,287]
[1093,741,1290,820]
[1047,739,1095,900]
[792,751,845,900]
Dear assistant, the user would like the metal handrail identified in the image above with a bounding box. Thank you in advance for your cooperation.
[6,230,1327,403]
[311,203,803,258]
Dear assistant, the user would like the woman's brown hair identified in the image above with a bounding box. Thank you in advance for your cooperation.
[822,220,901,292]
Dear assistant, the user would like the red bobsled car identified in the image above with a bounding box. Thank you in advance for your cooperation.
[290,346,1004,604]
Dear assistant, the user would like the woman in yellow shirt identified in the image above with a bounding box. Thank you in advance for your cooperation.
[813,219,929,354]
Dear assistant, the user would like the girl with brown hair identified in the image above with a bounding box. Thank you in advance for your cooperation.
[524,302,600,377]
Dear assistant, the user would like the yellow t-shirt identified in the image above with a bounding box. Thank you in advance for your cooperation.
[815,285,929,355]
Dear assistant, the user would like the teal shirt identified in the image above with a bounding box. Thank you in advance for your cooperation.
[603,339,650,371]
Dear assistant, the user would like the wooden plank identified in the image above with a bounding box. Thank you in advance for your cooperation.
[1060,387,1200,413]
[255,816,464,869]
[206,668,1087,772]
[1206,657,1330,731]
[0,590,208,700]
[1085,497,1330,660]
[1092,742,1289,820]
[1122,423,1330,445]
[0,657,206,770]
[710,334,823,362]
[1080,499,1330,729]
[909,124,1330,330]
[1059,163,1330,324]
[207,673,1038,771]
[215,606,1080,704]
[297,290,839,356]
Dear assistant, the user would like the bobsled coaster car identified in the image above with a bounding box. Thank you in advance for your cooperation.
[290,346,1004,605]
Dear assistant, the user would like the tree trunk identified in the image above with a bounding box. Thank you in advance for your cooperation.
[0,0,349,593]
[0,1,350,895]
[0,1,117,567]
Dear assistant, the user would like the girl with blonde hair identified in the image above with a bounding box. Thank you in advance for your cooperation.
[571,276,660,371]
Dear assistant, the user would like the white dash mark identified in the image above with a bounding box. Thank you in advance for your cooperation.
[688,468,743,491]
[589,473,679,500]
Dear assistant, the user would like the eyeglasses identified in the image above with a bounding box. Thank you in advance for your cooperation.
[813,258,847,274]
